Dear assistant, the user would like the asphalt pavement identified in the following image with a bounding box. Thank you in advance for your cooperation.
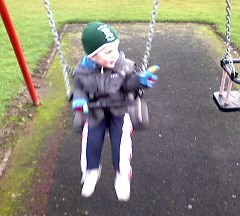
[46,23,240,216]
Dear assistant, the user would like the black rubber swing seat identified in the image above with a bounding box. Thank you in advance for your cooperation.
[73,95,150,132]
[213,91,240,112]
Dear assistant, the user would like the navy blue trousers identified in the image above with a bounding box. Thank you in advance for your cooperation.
[81,109,133,180]
[85,110,124,170]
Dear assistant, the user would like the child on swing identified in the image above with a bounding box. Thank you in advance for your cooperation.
[72,21,158,201]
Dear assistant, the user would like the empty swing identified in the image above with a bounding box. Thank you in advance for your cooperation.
[213,0,240,111]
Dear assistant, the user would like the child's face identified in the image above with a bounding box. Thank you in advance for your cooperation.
[91,44,119,68]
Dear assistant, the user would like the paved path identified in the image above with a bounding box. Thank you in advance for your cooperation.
[46,23,240,216]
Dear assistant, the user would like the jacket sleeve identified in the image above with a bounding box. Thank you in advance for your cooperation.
[72,61,88,101]
[123,71,142,92]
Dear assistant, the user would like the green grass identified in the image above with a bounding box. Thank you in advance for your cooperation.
[0,58,67,214]
[0,22,71,214]
[0,0,240,121]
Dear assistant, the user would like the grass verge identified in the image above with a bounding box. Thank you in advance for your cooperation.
[0,56,68,215]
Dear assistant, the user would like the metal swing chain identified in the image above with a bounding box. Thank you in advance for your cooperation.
[141,0,159,72]
[224,0,236,75]
[44,0,73,99]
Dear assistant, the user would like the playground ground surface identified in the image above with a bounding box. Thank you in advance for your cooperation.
[1,23,240,215]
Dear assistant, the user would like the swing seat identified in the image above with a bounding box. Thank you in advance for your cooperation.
[213,91,240,112]
[213,58,240,112]
[73,111,87,132]
[128,96,149,129]
[72,92,150,132]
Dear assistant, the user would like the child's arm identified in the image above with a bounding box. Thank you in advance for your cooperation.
[72,65,89,113]
[71,75,89,132]
[113,52,159,91]
[123,65,159,91]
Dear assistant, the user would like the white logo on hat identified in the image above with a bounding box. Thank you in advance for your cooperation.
[97,24,115,42]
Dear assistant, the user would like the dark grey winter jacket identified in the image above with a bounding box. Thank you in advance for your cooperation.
[73,51,142,126]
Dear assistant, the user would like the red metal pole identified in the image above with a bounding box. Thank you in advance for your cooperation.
[0,0,40,106]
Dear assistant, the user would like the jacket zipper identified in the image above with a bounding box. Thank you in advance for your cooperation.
[100,67,105,93]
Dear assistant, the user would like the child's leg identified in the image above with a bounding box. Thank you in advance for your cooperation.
[109,113,133,175]
[81,119,106,175]
[109,113,133,201]
[80,119,106,197]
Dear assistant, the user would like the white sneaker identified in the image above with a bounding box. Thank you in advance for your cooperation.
[81,166,102,197]
[114,172,131,201]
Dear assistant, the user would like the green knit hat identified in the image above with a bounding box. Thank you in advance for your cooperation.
[81,22,119,57]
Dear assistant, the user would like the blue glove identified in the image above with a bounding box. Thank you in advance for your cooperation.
[81,56,96,70]
[139,65,159,88]
[72,98,89,113]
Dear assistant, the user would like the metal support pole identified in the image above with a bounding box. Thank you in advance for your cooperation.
[0,0,40,106]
